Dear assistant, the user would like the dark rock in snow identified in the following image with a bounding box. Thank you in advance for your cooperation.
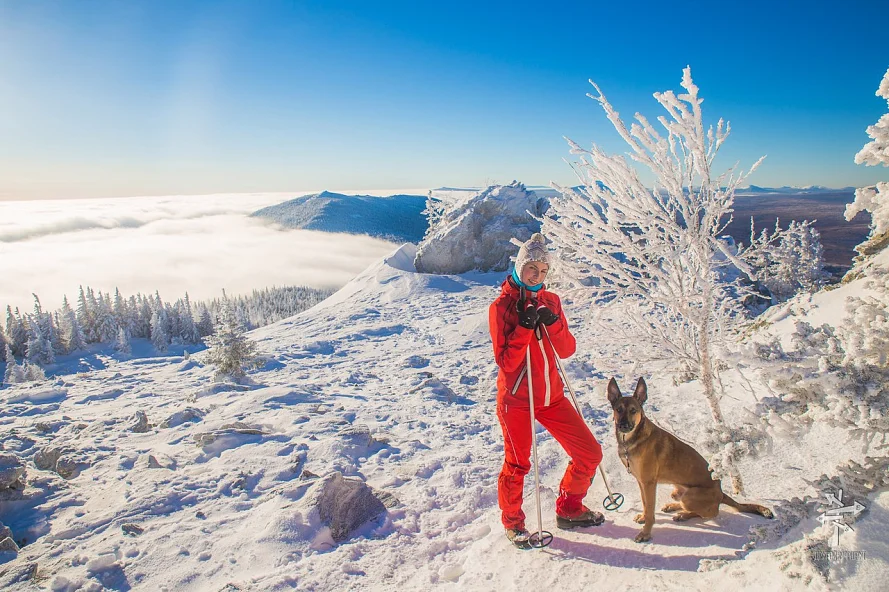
[0,454,26,490]
[309,472,387,542]
[33,446,87,479]
[129,411,150,433]
[121,523,144,536]
[336,424,374,448]
[160,407,205,428]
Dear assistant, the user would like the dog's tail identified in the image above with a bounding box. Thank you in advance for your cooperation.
[721,494,774,519]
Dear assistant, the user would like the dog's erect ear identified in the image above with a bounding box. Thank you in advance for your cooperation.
[633,377,648,405]
[607,377,622,405]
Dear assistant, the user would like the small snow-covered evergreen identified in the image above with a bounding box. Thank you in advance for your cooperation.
[2,343,16,385]
[203,296,258,381]
[114,325,132,355]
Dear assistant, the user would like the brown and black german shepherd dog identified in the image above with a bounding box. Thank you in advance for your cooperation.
[607,377,773,543]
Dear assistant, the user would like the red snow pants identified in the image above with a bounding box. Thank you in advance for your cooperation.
[496,396,603,529]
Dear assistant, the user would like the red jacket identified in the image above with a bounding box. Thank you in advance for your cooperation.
[489,278,576,408]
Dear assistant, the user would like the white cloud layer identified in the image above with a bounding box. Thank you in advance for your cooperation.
[0,193,403,312]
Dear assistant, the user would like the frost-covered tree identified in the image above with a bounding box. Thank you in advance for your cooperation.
[94,291,118,343]
[196,304,214,337]
[178,294,201,344]
[51,311,66,355]
[3,343,23,386]
[845,67,889,258]
[135,295,153,339]
[203,296,258,381]
[114,325,131,355]
[543,67,762,493]
[743,219,826,303]
[22,361,46,382]
[5,306,27,357]
[421,192,447,239]
[60,296,87,352]
[25,315,54,366]
[31,295,59,361]
[150,308,169,353]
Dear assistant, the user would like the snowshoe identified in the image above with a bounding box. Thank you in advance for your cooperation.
[506,527,533,549]
[556,507,605,529]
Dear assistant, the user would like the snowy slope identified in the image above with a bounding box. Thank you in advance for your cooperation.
[250,192,427,243]
[1,244,887,591]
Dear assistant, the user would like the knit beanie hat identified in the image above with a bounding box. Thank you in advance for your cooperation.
[511,232,550,277]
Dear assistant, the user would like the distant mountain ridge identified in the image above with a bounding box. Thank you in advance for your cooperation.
[251,191,428,243]
[741,185,855,194]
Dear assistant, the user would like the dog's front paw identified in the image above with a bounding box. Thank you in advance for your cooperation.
[634,530,651,543]
[633,513,645,524]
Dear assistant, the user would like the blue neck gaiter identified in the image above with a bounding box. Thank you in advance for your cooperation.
[511,267,543,292]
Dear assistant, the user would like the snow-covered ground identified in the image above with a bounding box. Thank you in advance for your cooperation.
[2,242,887,591]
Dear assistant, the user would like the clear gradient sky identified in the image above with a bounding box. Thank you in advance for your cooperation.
[1,0,887,200]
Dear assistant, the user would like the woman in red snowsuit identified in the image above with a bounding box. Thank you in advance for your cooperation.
[489,233,604,545]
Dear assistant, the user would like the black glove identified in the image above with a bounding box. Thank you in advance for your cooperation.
[536,305,559,327]
[517,300,539,330]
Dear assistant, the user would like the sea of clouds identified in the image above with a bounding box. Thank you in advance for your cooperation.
[0,191,415,312]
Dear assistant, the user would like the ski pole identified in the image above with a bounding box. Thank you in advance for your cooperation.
[541,324,624,511]
[524,335,553,548]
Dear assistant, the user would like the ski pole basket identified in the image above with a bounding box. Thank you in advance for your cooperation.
[529,530,553,548]
[603,492,624,511]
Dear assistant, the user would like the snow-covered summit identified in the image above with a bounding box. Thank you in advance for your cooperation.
[250,191,427,243]
[414,181,547,274]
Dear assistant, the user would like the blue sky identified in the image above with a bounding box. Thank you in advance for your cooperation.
[0,0,887,199]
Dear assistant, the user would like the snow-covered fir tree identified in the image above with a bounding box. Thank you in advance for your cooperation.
[196,304,214,337]
[150,307,169,353]
[112,288,129,334]
[178,294,201,344]
[543,67,761,493]
[5,306,27,357]
[203,295,258,381]
[93,292,118,343]
[114,325,131,355]
[25,317,54,366]
[60,296,88,353]
[3,343,23,386]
